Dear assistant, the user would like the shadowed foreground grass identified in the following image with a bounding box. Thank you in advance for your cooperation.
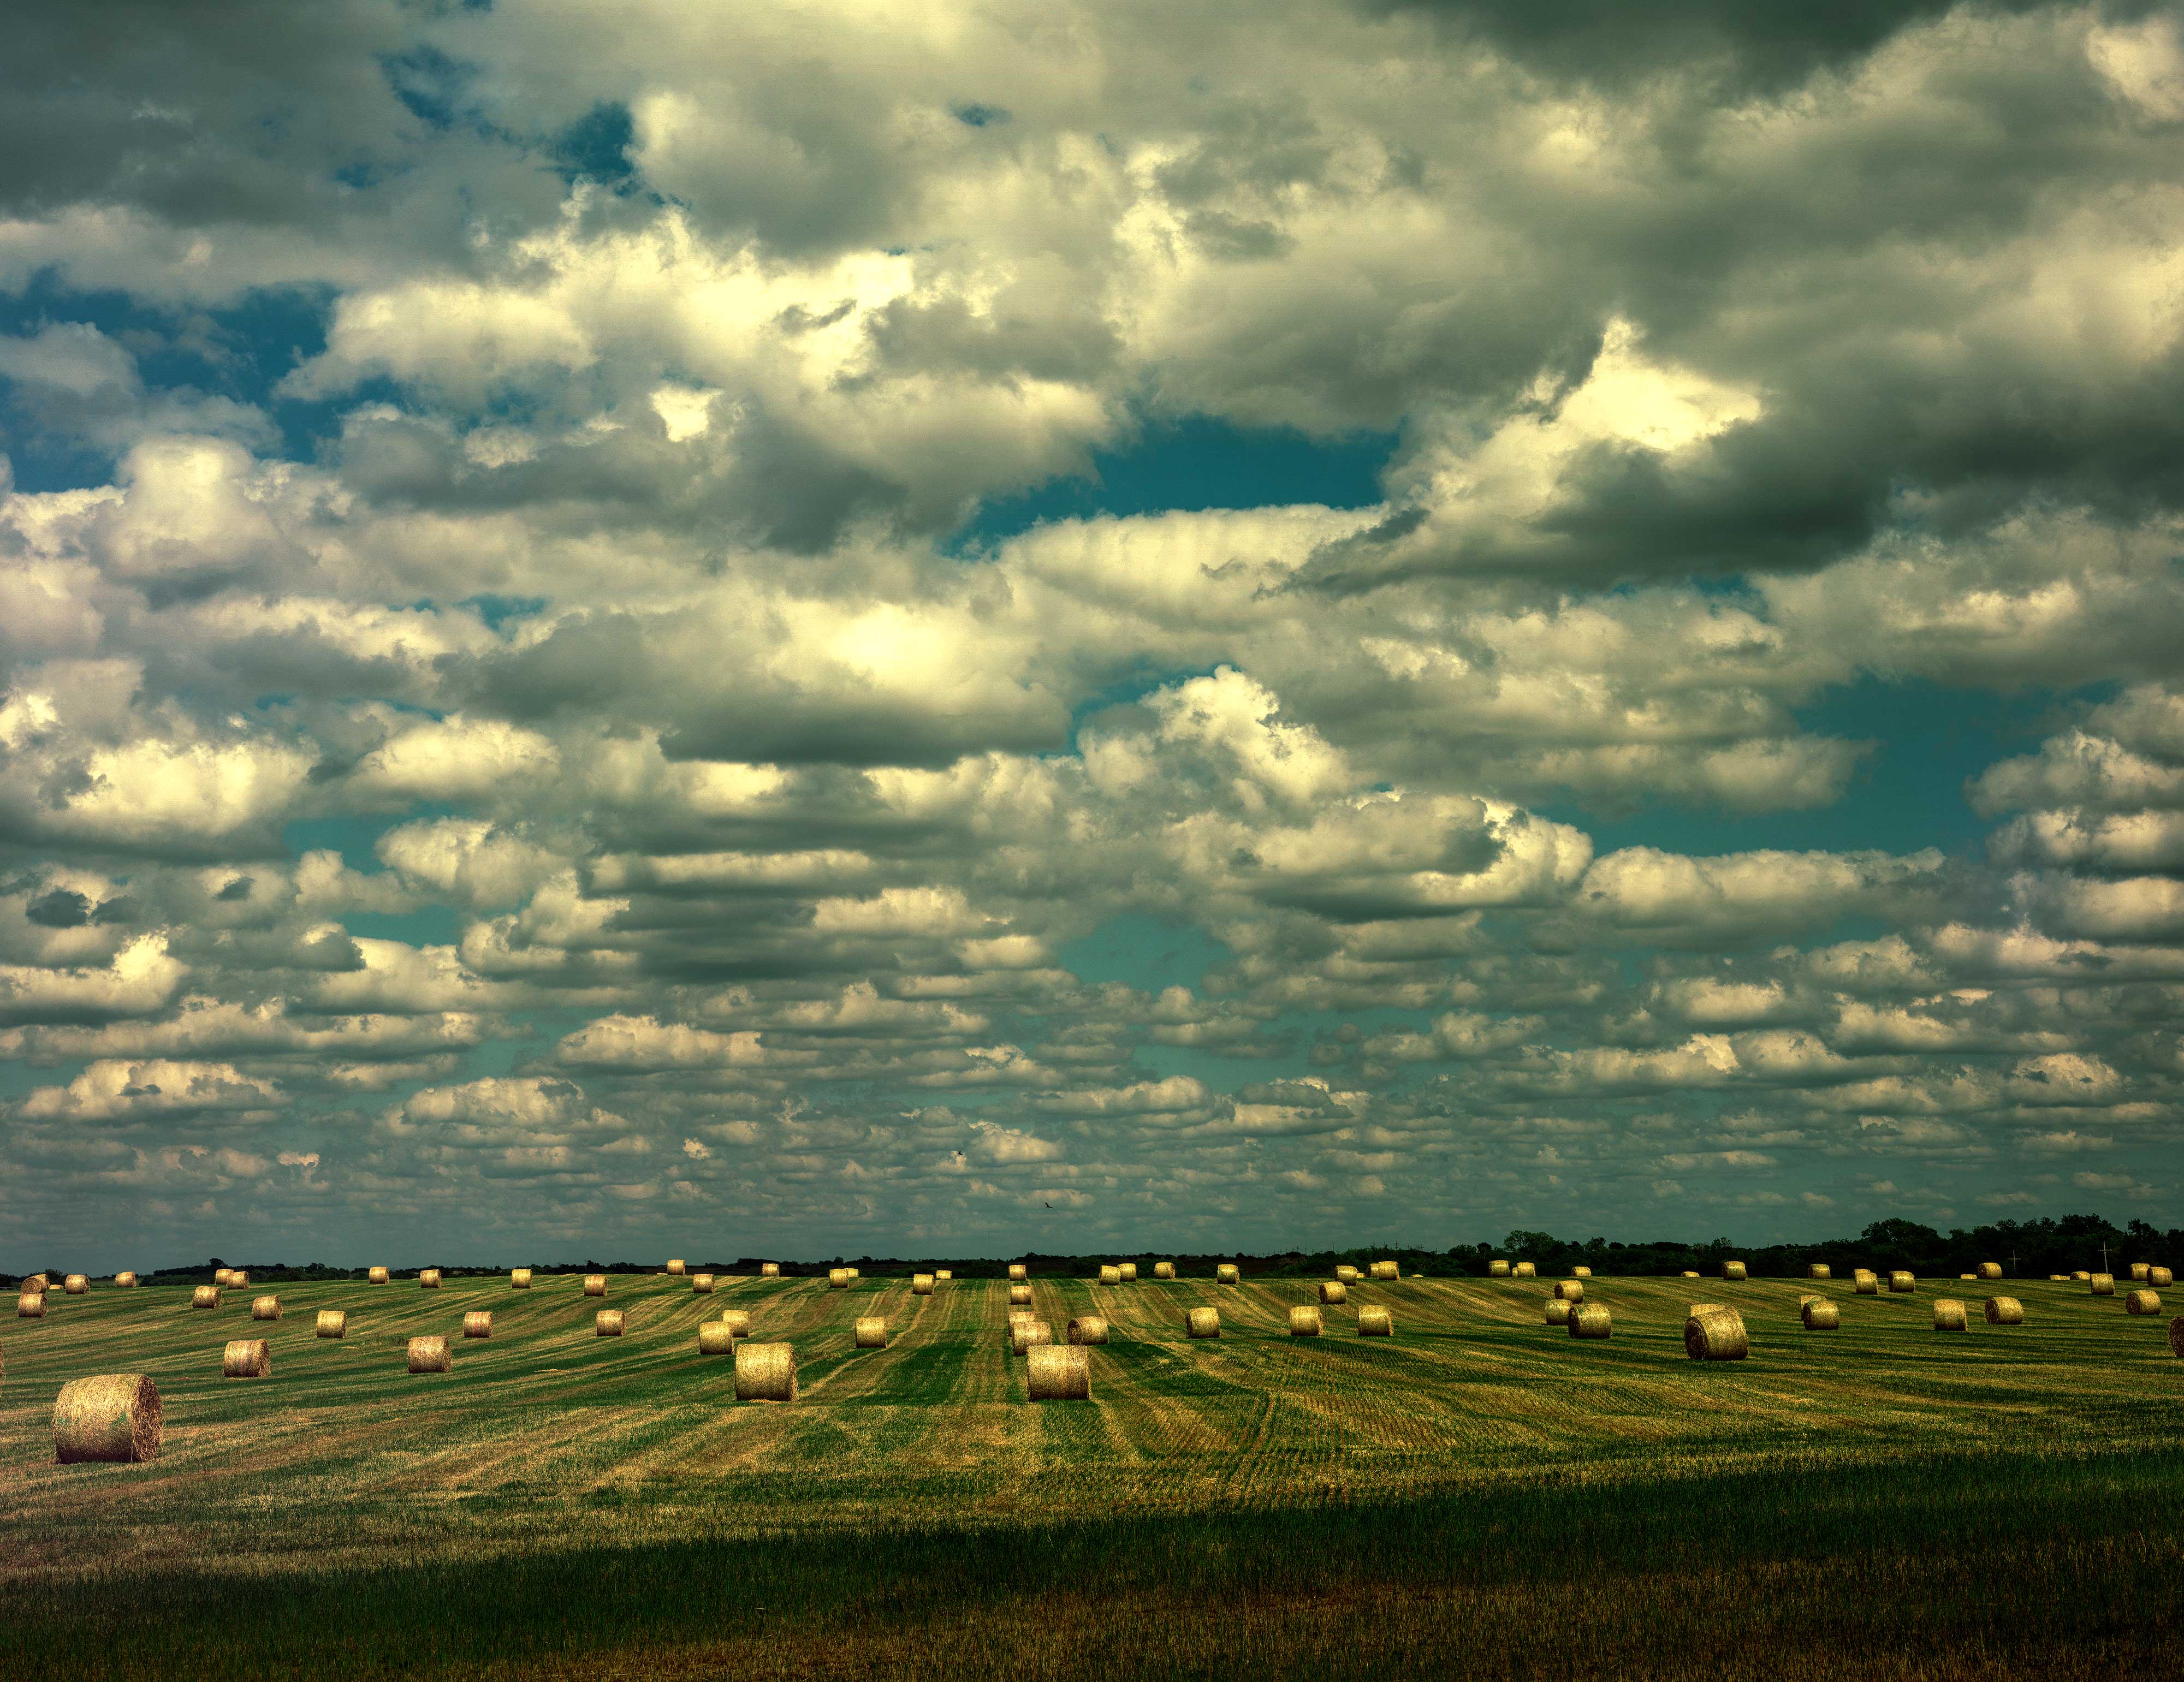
[7,1445,2179,1680]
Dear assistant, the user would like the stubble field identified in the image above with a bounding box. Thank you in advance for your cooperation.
[2,1269,2179,1680]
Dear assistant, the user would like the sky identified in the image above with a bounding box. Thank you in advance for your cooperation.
[3,1,2183,1271]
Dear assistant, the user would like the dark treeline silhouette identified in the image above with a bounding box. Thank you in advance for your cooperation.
[10,1213,2174,1287]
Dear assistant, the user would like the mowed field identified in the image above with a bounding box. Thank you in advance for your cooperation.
[3,1269,2180,1681]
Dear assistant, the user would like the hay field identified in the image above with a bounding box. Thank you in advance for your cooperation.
[2,1270,2179,1680]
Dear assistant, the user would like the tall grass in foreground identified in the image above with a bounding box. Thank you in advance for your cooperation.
[7,1444,2177,1680]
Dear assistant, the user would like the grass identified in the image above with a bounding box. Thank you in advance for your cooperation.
[2,1270,2178,1679]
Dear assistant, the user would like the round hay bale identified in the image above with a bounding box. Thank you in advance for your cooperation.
[1854,1270,1879,1294]
[1984,1297,2024,1326]
[1008,1264,1028,1282]
[1512,1262,1537,1279]
[595,1310,624,1337]
[1099,1265,1121,1286]
[1679,1270,1700,1279]
[250,1295,280,1322]
[692,1273,715,1294]
[1216,1264,1240,1284]
[1319,1280,1348,1305]
[698,1321,736,1354]
[230,1272,250,1289]
[1488,1259,1511,1277]
[1958,1273,1976,1281]
[912,1274,934,1294]
[1154,1262,1176,1280]
[761,1262,781,1278]
[1067,1315,1109,1345]
[1888,1271,1915,1293]
[1553,1280,1584,1303]
[719,1309,753,1339]
[853,1316,888,1348]
[1568,1303,1612,1339]
[1289,1305,1322,1337]
[1976,1262,2003,1281]
[1808,1264,1832,1279]
[1336,1265,1359,1282]
[2125,1289,2162,1316]
[213,1268,233,1288]
[53,1374,161,1464]
[63,1274,88,1296]
[1722,1261,1747,1281]
[847,1267,860,1280]
[419,1269,440,1290]
[935,1269,952,1281]
[1186,1306,1221,1339]
[1118,1263,1138,1282]
[1369,1260,1399,1281]
[1357,1306,1393,1336]
[2072,1270,2091,1281]
[1008,1283,1033,1306]
[584,1275,607,1297]
[1932,1298,1968,1330]
[407,1335,450,1374]
[189,1286,219,1310]
[2130,1263,2150,1281]
[2169,1316,2184,1359]
[463,1311,492,1339]
[1011,1318,1054,1357]
[1573,1265,1593,1279]
[734,1341,796,1401]
[1685,1307,1749,1361]
[316,1309,347,1339]
[2090,1273,2115,1296]
[666,1259,686,1276]
[115,1271,138,1289]
[368,1266,390,1285]
[1545,1298,1573,1326]
[19,1292,46,1318]
[2049,1274,2069,1281]
[2149,1267,2174,1288]
[1801,1299,1841,1330]
[828,1268,853,1289]
[512,1269,533,1289]
[222,1339,270,1379]
[1027,1343,1090,1400]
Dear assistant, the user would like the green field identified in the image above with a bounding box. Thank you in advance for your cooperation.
[3,1270,2179,1679]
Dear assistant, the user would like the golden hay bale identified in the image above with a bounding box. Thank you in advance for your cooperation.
[1357,1306,1393,1336]
[1007,1309,1032,1327]
[2072,1270,2091,1281]
[2150,1267,2174,1288]
[2170,1316,2184,1359]
[1099,1265,1121,1286]
[698,1322,736,1354]
[1854,1270,1879,1294]
[115,1272,138,1289]
[1008,1282,1033,1306]
[1888,1271,1915,1293]
[222,1339,270,1379]
[1572,1265,1593,1279]
[692,1273,715,1293]
[419,1269,440,1289]
[912,1274,935,1294]
[63,1274,88,1295]
[1933,1298,1968,1330]
[828,1268,853,1289]
[935,1269,953,1281]
[1488,1259,1511,1277]
[2130,1263,2149,1281]
[1801,1299,1841,1330]
[230,1272,250,1289]
[316,1310,347,1339]
[847,1267,861,1280]
[369,1266,390,1285]
[213,1268,233,1287]
[1008,1263,1028,1281]
[1319,1280,1348,1305]
[719,1310,753,1339]
[19,1292,47,1319]
[2125,1289,2162,1316]
[1685,1306,1749,1361]
[734,1341,796,1401]
[250,1295,281,1321]
[1553,1280,1584,1303]
[1680,1270,1700,1279]
[1808,1264,1832,1279]
[1119,1263,1138,1282]
[585,1275,607,1297]
[53,1374,161,1464]
[1067,1315,1109,1345]
[761,1262,781,1278]
[1216,1263,1241,1284]
[1186,1306,1221,1339]
[1977,1262,2003,1281]
[1154,1262,1176,1280]
[512,1269,533,1289]
[1336,1265,1359,1282]
[2049,1274,2069,1281]
[189,1286,219,1310]
[1545,1298,1573,1326]
[1984,1297,2024,1326]
[1369,1260,1399,1281]
[1722,1261,1748,1281]
[1958,1273,1975,1281]
[596,1310,625,1337]
[408,1335,450,1374]
[1568,1303,1612,1339]
[1026,1342,1090,1400]
[854,1316,888,1348]
[667,1259,686,1276]
[1289,1305,1322,1336]
[463,1311,492,1339]
[2090,1273,2115,1296]
[1011,1318,1054,1356]
[1512,1262,1537,1279]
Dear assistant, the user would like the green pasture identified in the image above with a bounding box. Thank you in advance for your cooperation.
[1,1269,2178,1679]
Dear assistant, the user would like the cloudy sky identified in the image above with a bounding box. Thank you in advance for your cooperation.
[4,1,2183,1270]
